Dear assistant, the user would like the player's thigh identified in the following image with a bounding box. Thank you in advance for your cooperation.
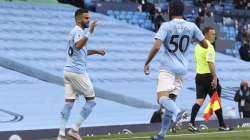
[64,72,77,100]
[71,73,95,98]
[156,71,176,101]
[171,75,184,96]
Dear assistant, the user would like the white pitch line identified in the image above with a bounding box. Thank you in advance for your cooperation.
[99,129,250,140]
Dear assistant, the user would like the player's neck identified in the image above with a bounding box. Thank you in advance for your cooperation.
[205,38,213,43]
[76,22,83,28]
[172,16,183,20]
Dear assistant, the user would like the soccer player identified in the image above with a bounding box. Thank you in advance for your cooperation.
[188,26,231,132]
[144,0,208,139]
[57,9,106,140]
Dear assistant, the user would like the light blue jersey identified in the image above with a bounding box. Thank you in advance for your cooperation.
[64,25,89,74]
[155,19,204,75]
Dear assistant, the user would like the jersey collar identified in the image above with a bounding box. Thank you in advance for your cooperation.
[172,18,185,22]
[75,25,83,31]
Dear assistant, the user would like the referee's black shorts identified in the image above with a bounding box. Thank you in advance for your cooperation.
[195,73,222,99]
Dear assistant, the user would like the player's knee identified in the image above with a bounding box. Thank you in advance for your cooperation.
[169,94,177,101]
[157,91,171,103]
[163,110,173,118]
[87,100,96,109]
[196,99,204,106]
[85,96,95,101]
[61,102,74,120]
[159,96,176,112]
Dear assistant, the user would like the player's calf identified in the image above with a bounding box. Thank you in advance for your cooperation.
[80,99,96,119]
[73,99,96,131]
[59,102,74,136]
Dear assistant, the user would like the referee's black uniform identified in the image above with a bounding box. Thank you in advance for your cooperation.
[189,40,229,130]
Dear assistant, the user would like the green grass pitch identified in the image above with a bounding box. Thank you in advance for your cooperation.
[44,127,250,140]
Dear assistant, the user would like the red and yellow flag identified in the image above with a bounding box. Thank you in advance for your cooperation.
[203,91,222,122]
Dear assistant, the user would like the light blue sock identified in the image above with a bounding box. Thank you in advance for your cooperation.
[159,96,180,122]
[59,102,73,136]
[73,100,96,131]
[158,110,173,137]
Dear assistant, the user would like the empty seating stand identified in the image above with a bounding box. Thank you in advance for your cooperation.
[0,2,250,132]
[106,10,153,30]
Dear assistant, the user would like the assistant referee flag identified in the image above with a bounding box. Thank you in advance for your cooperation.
[203,91,222,122]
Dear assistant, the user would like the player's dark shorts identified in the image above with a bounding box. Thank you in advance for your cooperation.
[195,73,222,99]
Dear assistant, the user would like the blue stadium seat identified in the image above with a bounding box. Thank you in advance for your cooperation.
[225,48,233,55]
[107,10,114,16]
[144,20,152,30]
[113,10,120,17]
[129,18,139,25]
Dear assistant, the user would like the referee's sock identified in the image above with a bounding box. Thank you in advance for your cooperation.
[215,108,226,127]
[190,103,200,125]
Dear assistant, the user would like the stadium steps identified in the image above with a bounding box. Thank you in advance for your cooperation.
[1,1,250,97]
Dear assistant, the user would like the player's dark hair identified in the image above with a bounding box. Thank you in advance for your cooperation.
[202,26,215,34]
[75,8,88,19]
[168,0,184,17]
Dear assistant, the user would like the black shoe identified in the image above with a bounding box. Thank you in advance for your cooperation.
[187,122,199,133]
[171,127,177,133]
[218,126,233,131]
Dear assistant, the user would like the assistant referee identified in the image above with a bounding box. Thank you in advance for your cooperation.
[187,26,231,132]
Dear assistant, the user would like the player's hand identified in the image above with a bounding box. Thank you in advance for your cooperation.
[89,20,97,33]
[98,49,106,56]
[144,64,150,75]
[211,77,217,89]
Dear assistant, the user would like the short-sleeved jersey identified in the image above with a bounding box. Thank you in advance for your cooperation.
[64,26,89,74]
[155,19,205,75]
[194,40,215,74]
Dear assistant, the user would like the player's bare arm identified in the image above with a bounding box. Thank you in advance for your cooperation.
[199,39,208,49]
[208,62,217,89]
[87,49,106,56]
[76,20,97,49]
[144,39,161,75]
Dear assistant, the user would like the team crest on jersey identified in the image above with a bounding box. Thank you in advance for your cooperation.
[207,52,213,60]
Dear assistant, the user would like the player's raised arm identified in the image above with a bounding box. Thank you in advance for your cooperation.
[76,20,97,49]
[87,49,106,56]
